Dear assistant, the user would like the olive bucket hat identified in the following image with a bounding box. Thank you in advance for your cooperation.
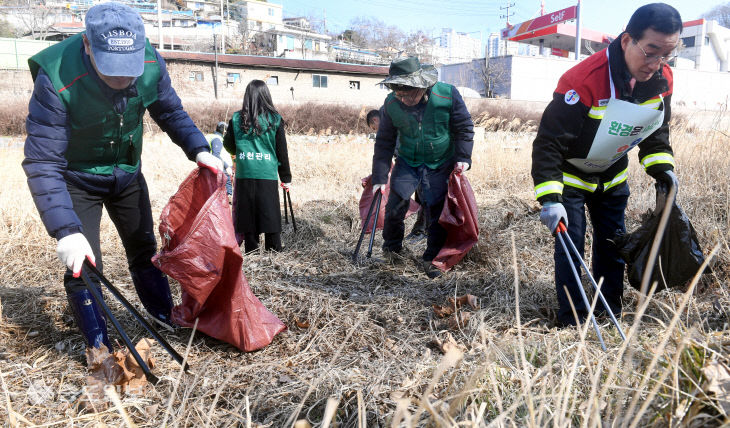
[379,56,438,89]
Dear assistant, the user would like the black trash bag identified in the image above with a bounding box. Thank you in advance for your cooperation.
[612,182,708,292]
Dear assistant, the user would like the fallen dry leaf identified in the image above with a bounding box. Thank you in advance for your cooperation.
[441,334,467,354]
[432,304,454,318]
[701,360,730,415]
[447,312,472,330]
[431,333,467,355]
[295,319,310,329]
[80,338,156,411]
[447,294,479,310]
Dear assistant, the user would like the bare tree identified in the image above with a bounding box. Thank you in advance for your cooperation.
[403,30,435,63]
[466,57,510,98]
[703,2,730,27]
[4,0,53,40]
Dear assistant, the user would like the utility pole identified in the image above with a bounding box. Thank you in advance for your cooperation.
[220,0,225,53]
[157,0,163,50]
[213,34,219,100]
[323,8,327,34]
[500,2,515,56]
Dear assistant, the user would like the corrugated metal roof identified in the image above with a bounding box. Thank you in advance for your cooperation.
[160,51,390,75]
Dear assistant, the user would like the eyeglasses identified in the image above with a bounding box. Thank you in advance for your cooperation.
[632,39,678,64]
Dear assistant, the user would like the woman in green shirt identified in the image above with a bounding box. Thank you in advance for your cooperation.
[224,80,292,253]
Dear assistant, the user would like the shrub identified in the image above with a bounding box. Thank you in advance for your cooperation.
[0,99,28,136]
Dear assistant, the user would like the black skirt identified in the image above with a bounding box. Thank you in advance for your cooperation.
[232,178,282,235]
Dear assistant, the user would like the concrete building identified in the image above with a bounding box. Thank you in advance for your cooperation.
[184,0,221,16]
[433,28,482,65]
[486,32,521,57]
[678,19,729,72]
[231,0,330,60]
[160,51,390,105]
[330,42,386,66]
[235,0,283,32]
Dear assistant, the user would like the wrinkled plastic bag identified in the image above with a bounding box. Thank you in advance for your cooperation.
[432,171,479,272]
[152,168,286,352]
[613,182,708,292]
[359,166,419,234]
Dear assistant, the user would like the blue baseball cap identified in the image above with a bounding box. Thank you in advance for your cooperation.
[85,2,146,77]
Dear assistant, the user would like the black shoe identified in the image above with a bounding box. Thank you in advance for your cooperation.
[422,260,442,279]
[406,229,427,242]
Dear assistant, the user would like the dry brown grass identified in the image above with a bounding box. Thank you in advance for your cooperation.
[0,112,728,427]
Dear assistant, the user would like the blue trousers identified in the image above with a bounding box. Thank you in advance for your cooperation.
[555,183,629,325]
[383,157,451,261]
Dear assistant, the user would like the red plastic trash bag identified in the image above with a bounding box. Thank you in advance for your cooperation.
[359,169,419,234]
[432,171,479,272]
[152,168,286,352]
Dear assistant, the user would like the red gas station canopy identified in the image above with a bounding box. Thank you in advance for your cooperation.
[501,5,615,56]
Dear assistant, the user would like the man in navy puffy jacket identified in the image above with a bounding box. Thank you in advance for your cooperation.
[22,2,222,351]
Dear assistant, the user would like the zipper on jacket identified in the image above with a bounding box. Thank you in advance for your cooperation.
[114,114,124,165]
[418,123,423,162]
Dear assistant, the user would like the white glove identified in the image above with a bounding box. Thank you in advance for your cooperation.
[454,162,470,174]
[280,182,291,191]
[540,202,568,234]
[56,233,95,278]
[372,184,386,195]
[225,167,233,176]
[195,151,223,174]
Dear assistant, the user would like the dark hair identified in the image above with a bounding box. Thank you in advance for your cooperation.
[626,3,682,40]
[240,79,279,135]
[215,121,226,134]
[366,109,379,126]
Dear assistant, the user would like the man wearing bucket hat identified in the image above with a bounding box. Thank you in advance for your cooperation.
[22,2,223,351]
[531,3,682,326]
[371,56,474,279]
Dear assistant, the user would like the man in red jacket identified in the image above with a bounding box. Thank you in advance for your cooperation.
[531,3,682,326]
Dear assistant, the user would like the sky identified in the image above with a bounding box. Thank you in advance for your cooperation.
[279,0,723,41]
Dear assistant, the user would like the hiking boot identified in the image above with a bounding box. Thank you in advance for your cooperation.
[422,260,442,279]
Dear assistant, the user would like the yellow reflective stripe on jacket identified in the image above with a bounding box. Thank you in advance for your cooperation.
[587,105,606,119]
[641,152,675,169]
[563,173,598,192]
[603,168,628,191]
[639,98,662,110]
[534,181,564,199]
[205,133,218,149]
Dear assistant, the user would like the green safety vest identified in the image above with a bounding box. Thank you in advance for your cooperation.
[28,33,160,175]
[385,81,454,169]
[231,112,281,180]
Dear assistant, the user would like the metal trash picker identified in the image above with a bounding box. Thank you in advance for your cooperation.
[352,189,383,262]
[559,223,627,342]
[80,259,191,384]
[554,222,608,351]
[282,186,297,233]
